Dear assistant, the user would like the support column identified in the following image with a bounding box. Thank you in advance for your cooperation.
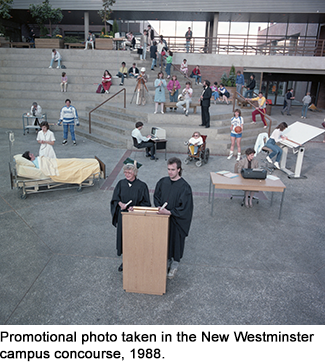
[84,12,89,42]
[211,13,219,54]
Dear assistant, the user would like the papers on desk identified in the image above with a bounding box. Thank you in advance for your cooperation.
[216,171,239,179]
[267,175,279,181]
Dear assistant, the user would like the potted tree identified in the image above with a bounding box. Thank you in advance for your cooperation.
[96,0,115,50]
[29,0,64,48]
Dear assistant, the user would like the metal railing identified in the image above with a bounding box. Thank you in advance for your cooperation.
[88,88,126,134]
[163,35,325,57]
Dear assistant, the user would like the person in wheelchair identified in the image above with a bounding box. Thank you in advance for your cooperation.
[187,131,203,156]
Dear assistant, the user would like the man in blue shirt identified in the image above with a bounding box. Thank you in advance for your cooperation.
[236,70,245,96]
[58,99,79,145]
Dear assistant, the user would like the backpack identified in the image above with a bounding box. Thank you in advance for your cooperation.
[96,84,104,93]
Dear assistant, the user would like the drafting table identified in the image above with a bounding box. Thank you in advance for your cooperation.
[280,121,325,179]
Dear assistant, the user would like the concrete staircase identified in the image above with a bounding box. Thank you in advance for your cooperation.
[0,48,277,155]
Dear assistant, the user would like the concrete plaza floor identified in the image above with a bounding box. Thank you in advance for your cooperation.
[1,106,325,325]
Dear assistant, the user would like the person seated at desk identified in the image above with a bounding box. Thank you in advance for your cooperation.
[265,122,288,169]
[131,121,156,160]
[236,148,259,208]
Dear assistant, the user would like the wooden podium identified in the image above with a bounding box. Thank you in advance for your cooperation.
[122,207,169,295]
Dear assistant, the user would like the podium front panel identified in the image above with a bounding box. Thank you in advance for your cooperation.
[122,211,169,295]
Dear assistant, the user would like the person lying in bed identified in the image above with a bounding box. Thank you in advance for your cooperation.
[22,151,39,168]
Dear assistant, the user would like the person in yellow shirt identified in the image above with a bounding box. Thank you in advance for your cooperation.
[246,92,267,128]
[116,62,128,86]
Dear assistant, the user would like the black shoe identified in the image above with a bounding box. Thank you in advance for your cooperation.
[118,263,123,272]
[146,153,151,157]
[205,126,210,128]
[287,114,291,116]
[199,124,204,126]
[150,156,156,160]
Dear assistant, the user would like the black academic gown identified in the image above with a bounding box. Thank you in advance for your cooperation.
[111,178,151,256]
[154,177,193,262]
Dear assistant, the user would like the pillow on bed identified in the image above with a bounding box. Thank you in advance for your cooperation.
[14,154,48,180]
[14,154,36,167]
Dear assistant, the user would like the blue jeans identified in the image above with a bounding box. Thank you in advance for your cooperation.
[301,104,308,117]
[186,41,190,53]
[169,89,179,103]
[165,63,171,77]
[117,72,126,84]
[244,89,253,98]
[63,122,76,141]
[265,138,282,163]
[50,58,61,68]
[212,91,219,100]
[140,43,147,60]
[151,58,156,70]
[190,74,201,84]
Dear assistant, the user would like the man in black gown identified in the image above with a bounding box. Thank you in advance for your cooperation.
[111,161,151,271]
[199,80,212,128]
[154,157,193,279]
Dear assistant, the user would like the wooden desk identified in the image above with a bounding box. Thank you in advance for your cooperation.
[209,172,286,219]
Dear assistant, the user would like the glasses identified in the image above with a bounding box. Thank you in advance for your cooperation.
[194,134,199,137]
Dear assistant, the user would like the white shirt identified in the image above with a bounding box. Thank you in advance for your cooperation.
[31,104,42,117]
[182,87,193,100]
[188,136,203,146]
[270,128,283,143]
[131,128,149,144]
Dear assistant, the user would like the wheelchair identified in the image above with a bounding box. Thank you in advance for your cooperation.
[184,135,210,167]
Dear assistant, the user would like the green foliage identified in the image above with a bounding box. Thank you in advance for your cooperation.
[98,0,116,33]
[0,0,13,19]
[29,0,63,36]
[101,26,106,35]
[221,66,236,87]
[64,35,83,43]
[52,26,61,37]
[112,19,119,35]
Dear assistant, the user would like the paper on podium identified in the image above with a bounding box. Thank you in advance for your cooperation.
[280,121,325,148]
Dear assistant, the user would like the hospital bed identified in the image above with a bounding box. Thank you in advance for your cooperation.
[9,154,106,199]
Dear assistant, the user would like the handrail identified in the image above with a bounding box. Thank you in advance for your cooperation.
[88,88,126,134]
[234,91,272,137]
[171,63,190,82]
[161,35,325,56]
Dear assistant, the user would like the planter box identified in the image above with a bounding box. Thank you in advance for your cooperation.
[96,38,113,50]
[35,38,64,49]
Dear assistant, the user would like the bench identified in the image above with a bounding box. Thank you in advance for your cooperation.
[10,42,33,48]
[164,102,199,114]
[211,91,235,105]
[65,42,85,49]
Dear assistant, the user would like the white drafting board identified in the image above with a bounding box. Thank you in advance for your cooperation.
[280,121,325,148]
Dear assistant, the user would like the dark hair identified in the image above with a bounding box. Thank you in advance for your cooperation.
[135,121,144,128]
[204,80,210,87]
[276,122,288,131]
[122,62,126,65]
[220,83,224,87]
[258,91,263,95]
[22,151,31,160]
[52,49,56,52]
[62,72,66,77]
[234,108,241,116]
[214,82,218,86]
[40,121,49,129]
[65,99,71,103]
[103,69,111,76]
[185,81,191,86]
[245,148,256,156]
[157,72,164,79]
[237,70,241,74]
[169,50,173,56]
[167,157,182,176]
[172,74,177,80]
[251,74,255,78]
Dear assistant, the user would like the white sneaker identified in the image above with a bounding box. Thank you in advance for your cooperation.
[301,116,304,119]
[49,66,52,68]
[161,111,164,114]
[57,66,60,69]
[227,153,233,160]
[274,162,280,169]
[263,125,267,128]
[266,156,273,164]
[185,110,188,116]
[236,155,241,161]
[154,111,157,114]
[167,268,177,279]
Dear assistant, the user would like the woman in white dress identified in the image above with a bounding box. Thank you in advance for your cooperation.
[36,121,57,158]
